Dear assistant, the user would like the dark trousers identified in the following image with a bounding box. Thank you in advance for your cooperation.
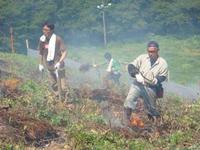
[106,72,121,85]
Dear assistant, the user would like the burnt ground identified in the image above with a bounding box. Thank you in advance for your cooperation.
[0,68,168,147]
[64,84,174,139]
[0,108,58,147]
[0,58,199,149]
[0,68,58,147]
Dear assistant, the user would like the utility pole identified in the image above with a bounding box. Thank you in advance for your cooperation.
[97,0,111,47]
[102,9,107,47]
[10,27,15,53]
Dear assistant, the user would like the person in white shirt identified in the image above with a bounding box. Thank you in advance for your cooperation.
[123,41,168,126]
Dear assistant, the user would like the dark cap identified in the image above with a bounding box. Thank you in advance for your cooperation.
[104,52,112,60]
[147,41,159,49]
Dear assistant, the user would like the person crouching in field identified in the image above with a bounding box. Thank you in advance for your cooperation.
[93,52,121,88]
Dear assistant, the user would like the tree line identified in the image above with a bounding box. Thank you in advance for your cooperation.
[0,0,200,54]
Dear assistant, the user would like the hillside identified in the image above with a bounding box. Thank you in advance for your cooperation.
[68,35,200,85]
[0,52,200,149]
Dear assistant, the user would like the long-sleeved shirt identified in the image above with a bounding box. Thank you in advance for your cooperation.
[130,54,168,85]
[38,34,67,69]
[106,58,121,73]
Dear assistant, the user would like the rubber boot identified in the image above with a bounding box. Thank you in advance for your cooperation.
[123,107,132,127]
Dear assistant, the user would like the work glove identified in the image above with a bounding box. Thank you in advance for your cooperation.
[54,69,59,78]
[93,64,97,68]
[135,73,144,84]
[54,62,60,69]
[128,64,139,78]
[39,64,44,72]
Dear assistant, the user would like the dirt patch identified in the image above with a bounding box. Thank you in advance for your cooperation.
[66,86,125,104]
[0,107,58,147]
[65,86,167,138]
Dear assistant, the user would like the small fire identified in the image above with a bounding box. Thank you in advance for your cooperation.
[130,113,144,128]
[1,78,21,90]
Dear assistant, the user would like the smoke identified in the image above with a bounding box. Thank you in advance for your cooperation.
[26,48,200,129]
[163,82,200,101]
[62,30,103,48]
[66,60,105,89]
[100,101,124,128]
[27,48,200,100]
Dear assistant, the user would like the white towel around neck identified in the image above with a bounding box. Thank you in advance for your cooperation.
[40,33,56,61]
[106,58,113,72]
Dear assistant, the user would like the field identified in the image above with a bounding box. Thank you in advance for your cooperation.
[0,35,200,149]
[69,35,200,85]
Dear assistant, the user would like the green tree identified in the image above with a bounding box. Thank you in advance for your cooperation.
[0,0,200,53]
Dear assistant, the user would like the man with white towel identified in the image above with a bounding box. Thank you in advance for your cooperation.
[38,21,67,98]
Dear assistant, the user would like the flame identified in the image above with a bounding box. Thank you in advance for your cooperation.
[2,79,21,90]
[130,113,144,128]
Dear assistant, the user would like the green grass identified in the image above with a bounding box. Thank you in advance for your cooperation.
[2,34,199,84]
[1,35,200,149]
[69,35,200,84]
[0,52,38,80]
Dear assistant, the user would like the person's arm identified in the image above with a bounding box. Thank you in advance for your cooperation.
[54,37,67,69]
[154,60,168,84]
[58,37,67,63]
[156,76,166,83]
[144,61,168,85]
[142,71,167,85]
[130,55,142,69]
[59,50,67,63]
[93,62,107,68]
[129,55,146,84]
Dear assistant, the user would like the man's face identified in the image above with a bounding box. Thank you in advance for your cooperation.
[42,25,53,38]
[147,47,159,60]
[105,57,111,62]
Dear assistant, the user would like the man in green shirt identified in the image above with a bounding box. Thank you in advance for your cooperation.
[103,52,121,86]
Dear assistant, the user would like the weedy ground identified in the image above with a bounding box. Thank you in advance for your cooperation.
[0,51,200,150]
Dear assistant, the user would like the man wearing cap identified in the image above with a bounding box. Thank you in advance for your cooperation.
[123,41,168,126]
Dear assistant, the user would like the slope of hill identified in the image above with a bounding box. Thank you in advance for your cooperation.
[67,35,200,85]
[0,51,200,149]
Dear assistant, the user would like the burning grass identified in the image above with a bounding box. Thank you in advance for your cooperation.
[1,77,200,149]
[0,78,22,99]
[65,86,200,145]
[1,53,200,149]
